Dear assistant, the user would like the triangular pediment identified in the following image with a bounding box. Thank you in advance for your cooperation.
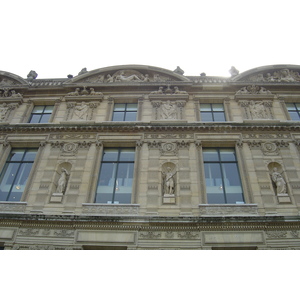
[0,71,28,86]
[66,65,191,84]
[232,64,300,83]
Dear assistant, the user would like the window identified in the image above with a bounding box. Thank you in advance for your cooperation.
[200,104,225,121]
[203,148,244,204]
[29,105,54,123]
[286,103,300,120]
[95,148,135,204]
[112,104,137,121]
[0,149,38,202]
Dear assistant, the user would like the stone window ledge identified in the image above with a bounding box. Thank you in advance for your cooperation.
[199,204,258,216]
[82,203,140,215]
[0,201,27,213]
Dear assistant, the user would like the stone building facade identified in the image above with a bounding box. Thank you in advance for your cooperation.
[0,64,300,250]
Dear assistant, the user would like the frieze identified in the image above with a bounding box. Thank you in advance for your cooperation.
[199,204,258,216]
[243,133,291,140]
[177,231,200,239]
[82,204,140,215]
[81,69,177,84]
[265,231,288,238]
[49,134,96,140]
[8,244,82,250]
[144,133,194,139]
[245,68,300,83]
[0,76,19,86]
[150,85,188,95]
[0,202,27,213]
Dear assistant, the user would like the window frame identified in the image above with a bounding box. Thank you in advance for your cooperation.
[286,103,300,121]
[0,148,38,202]
[111,103,138,122]
[199,103,226,122]
[94,147,136,204]
[28,105,54,124]
[202,147,245,205]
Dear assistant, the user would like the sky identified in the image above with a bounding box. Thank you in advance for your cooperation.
[1,0,299,79]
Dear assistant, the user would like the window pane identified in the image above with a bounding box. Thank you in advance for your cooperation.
[124,111,137,121]
[200,112,213,121]
[40,114,51,123]
[212,104,224,111]
[119,149,135,161]
[23,150,38,161]
[44,106,54,113]
[200,104,212,111]
[32,106,44,113]
[114,104,126,111]
[213,112,225,121]
[219,149,236,161]
[102,149,119,161]
[112,112,125,121]
[126,104,137,111]
[29,115,42,123]
[8,149,25,161]
[289,112,300,120]
[203,149,218,162]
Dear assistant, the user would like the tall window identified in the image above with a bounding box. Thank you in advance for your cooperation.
[112,104,137,121]
[95,148,135,204]
[286,103,300,120]
[200,104,225,121]
[203,148,244,204]
[29,105,54,123]
[0,149,38,202]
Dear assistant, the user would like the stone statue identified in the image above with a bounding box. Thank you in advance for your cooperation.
[150,86,164,94]
[10,90,22,97]
[163,167,176,195]
[81,86,89,96]
[78,68,87,76]
[67,88,80,96]
[106,74,115,83]
[161,100,177,119]
[0,103,9,121]
[73,102,89,120]
[115,71,141,82]
[250,100,266,119]
[271,168,287,194]
[27,70,38,81]
[174,86,188,94]
[174,66,184,75]
[56,168,70,194]
[89,88,103,97]
[229,66,239,77]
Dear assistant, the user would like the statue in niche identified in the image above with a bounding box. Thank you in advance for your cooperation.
[162,167,176,195]
[250,100,267,119]
[73,102,89,120]
[56,168,70,194]
[161,100,177,119]
[271,168,287,195]
[0,103,9,121]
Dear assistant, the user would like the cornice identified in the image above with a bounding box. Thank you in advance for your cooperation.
[0,214,299,232]
[1,122,300,134]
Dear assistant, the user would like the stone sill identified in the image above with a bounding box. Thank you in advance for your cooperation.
[199,204,258,216]
[82,203,140,215]
[0,201,27,213]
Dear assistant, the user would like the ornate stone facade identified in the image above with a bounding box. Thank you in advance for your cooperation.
[0,64,300,250]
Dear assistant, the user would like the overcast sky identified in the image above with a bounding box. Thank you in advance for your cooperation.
[1,0,299,79]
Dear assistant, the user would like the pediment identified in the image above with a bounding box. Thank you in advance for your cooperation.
[66,65,191,84]
[0,71,28,86]
[232,65,300,83]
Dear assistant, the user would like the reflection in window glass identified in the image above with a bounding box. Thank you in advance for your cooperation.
[95,148,135,204]
[286,103,300,120]
[0,149,37,202]
[200,104,225,122]
[29,105,54,123]
[203,148,244,204]
[112,104,137,121]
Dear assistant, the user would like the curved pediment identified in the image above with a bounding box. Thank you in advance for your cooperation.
[0,70,28,86]
[66,65,191,84]
[232,64,300,83]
